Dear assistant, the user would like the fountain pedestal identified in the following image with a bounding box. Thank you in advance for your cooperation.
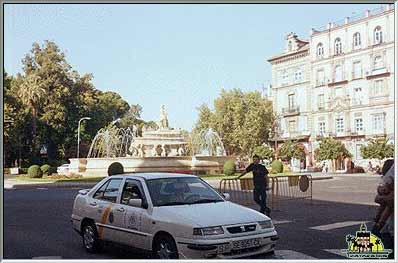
[70,156,235,176]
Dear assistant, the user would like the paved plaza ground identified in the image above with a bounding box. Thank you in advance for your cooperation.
[4,174,384,259]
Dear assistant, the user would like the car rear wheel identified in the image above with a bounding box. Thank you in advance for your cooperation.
[82,222,103,253]
[153,235,178,259]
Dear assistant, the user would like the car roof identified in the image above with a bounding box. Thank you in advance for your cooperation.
[109,172,198,180]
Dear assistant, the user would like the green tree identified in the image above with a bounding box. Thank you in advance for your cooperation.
[193,104,214,134]
[360,138,394,160]
[4,72,32,166]
[98,92,130,125]
[15,72,46,154]
[278,140,306,161]
[11,40,132,162]
[119,103,143,130]
[253,144,274,161]
[194,89,274,156]
[314,137,352,171]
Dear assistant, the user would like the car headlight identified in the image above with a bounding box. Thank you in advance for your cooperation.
[258,220,274,229]
[193,226,224,236]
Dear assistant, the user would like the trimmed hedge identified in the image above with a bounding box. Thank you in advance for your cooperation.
[108,162,124,176]
[19,167,29,174]
[223,160,236,176]
[270,160,283,174]
[28,165,43,178]
[40,164,51,176]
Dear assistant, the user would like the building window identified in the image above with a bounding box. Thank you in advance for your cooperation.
[334,38,342,55]
[353,87,362,105]
[288,41,292,51]
[336,118,344,133]
[335,65,343,82]
[373,79,384,96]
[289,120,296,133]
[372,113,384,133]
[294,69,302,82]
[316,43,324,58]
[356,144,363,160]
[335,87,343,98]
[318,122,326,135]
[353,61,362,79]
[355,118,363,132]
[316,69,325,86]
[281,70,289,85]
[318,94,325,109]
[288,94,295,109]
[353,32,361,48]
[373,56,383,70]
[374,26,383,44]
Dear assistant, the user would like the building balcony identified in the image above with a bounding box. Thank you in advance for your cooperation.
[315,80,326,87]
[282,106,300,116]
[365,67,391,79]
[315,132,331,140]
[272,130,310,142]
[350,131,365,137]
[327,78,348,87]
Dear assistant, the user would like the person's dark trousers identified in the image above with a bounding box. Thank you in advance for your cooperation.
[253,187,271,216]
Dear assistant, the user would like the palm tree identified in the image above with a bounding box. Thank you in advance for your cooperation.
[18,73,46,154]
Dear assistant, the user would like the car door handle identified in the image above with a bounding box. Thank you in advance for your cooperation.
[89,201,97,206]
[116,207,125,212]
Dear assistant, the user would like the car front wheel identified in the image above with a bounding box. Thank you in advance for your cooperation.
[153,235,178,259]
[82,222,103,253]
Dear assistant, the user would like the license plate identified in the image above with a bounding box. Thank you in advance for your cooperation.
[232,238,261,250]
[217,243,232,254]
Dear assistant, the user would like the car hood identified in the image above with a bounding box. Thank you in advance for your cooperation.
[155,201,268,227]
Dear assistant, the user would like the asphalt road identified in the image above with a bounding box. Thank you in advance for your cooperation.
[4,176,383,259]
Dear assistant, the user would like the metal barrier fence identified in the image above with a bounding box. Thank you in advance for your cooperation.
[218,174,312,209]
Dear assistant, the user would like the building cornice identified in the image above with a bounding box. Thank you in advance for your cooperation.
[267,48,309,65]
[311,8,394,36]
[272,81,310,90]
[311,100,394,114]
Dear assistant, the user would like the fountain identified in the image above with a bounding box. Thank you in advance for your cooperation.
[87,125,135,158]
[68,105,234,176]
[192,128,226,156]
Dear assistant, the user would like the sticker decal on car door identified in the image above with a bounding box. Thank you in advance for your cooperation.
[98,204,113,238]
[127,214,138,230]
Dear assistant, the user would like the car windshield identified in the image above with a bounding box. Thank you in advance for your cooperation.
[146,177,224,207]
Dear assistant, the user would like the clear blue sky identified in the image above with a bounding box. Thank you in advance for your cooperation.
[5,3,381,131]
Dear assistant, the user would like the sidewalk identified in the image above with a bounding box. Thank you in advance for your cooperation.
[4,173,336,190]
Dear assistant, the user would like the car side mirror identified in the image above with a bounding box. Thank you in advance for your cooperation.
[128,199,143,208]
[222,193,230,200]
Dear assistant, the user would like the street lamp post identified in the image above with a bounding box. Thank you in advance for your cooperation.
[77,117,91,159]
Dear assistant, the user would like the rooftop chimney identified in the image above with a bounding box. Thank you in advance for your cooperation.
[344,17,349,24]
[365,10,370,17]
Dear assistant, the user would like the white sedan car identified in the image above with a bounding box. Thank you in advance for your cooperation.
[71,173,278,259]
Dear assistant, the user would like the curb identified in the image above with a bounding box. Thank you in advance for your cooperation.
[4,182,96,190]
[310,176,333,181]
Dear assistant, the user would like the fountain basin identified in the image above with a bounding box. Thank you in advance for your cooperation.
[69,156,235,176]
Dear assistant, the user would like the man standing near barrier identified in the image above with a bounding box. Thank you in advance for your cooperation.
[237,154,271,216]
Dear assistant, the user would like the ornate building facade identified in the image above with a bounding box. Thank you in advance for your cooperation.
[268,5,394,170]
